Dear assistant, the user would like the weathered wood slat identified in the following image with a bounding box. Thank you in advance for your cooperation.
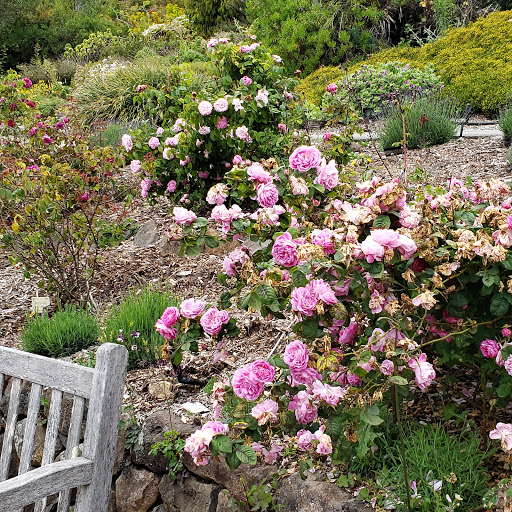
[57,395,86,512]
[0,377,22,482]
[75,344,127,512]
[0,347,93,398]
[0,373,4,400]
[18,383,43,475]
[34,389,63,512]
[0,457,93,512]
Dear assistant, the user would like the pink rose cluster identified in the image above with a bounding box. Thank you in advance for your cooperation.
[232,359,275,401]
[271,232,300,267]
[408,353,436,390]
[283,340,322,388]
[291,279,337,316]
[211,204,244,233]
[184,421,229,466]
[297,425,333,455]
[172,206,197,226]
[359,229,417,263]
[155,307,180,340]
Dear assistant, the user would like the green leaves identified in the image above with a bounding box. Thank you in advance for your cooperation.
[224,442,258,470]
[490,294,509,317]
[360,405,384,426]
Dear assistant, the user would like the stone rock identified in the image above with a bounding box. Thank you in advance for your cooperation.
[242,238,272,256]
[108,486,117,512]
[215,490,233,512]
[150,506,167,512]
[158,237,182,257]
[134,220,160,248]
[132,410,197,473]
[14,418,64,467]
[181,452,272,495]
[159,474,222,512]
[273,473,366,512]
[115,466,160,512]
[0,379,31,417]
[148,381,177,401]
[41,390,88,438]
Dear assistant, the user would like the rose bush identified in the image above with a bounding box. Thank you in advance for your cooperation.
[122,37,300,207]
[159,144,512,504]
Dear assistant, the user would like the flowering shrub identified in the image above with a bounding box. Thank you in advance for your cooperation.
[159,145,512,494]
[322,61,443,117]
[123,38,299,207]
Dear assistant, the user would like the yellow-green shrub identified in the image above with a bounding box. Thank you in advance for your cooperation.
[295,66,346,105]
[354,10,512,114]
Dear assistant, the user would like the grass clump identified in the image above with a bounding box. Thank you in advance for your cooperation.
[376,424,491,511]
[21,306,99,358]
[103,287,179,370]
[379,96,458,150]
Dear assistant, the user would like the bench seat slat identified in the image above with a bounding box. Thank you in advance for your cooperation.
[0,458,93,512]
[0,377,21,482]
[0,347,93,398]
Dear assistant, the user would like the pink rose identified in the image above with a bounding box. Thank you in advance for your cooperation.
[360,235,385,263]
[232,367,264,401]
[278,123,287,134]
[242,76,253,85]
[148,137,160,149]
[290,367,321,386]
[155,320,177,340]
[256,182,279,208]
[291,285,318,316]
[206,183,228,205]
[251,399,279,425]
[326,83,338,93]
[314,158,339,190]
[310,279,337,305]
[283,340,309,370]
[288,391,317,424]
[160,307,180,326]
[371,229,401,249]
[408,353,436,390]
[489,422,512,452]
[180,298,205,319]
[166,180,176,192]
[232,154,243,164]
[247,163,272,183]
[297,429,315,450]
[271,232,298,267]
[323,133,331,141]
[122,134,133,151]
[130,160,142,173]
[216,116,228,129]
[289,145,322,172]
[214,97,229,112]
[481,339,500,358]
[163,148,174,160]
[198,101,213,116]
[380,359,394,375]
[172,206,197,225]
[312,228,336,255]
[202,421,229,435]
[249,360,275,383]
[200,306,229,336]
[505,355,512,377]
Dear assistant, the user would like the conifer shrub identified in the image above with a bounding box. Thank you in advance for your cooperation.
[356,10,512,114]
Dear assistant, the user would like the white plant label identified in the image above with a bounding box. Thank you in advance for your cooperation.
[31,296,51,313]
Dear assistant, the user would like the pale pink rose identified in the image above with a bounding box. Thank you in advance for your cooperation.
[130,160,142,173]
[172,206,197,225]
[380,359,394,376]
[173,118,186,132]
[408,353,436,390]
[371,229,401,249]
[360,235,385,263]
[310,279,337,305]
[242,76,253,85]
[163,148,174,160]
[326,83,338,93]
[232,98,244,111]
[256,182,279,208]
[216,116,228,129]
[214,97,229,112]
[489,422,512,452]
[289,175,309,195]
[148,137,160,149]
[481,339,500,358]
[165,135,179,146]
[291,285,318,316]
[200,306,229,336]
[315,427,333,455]
[399,206,421,229]
[232,154,243,165]
[369,328,386,352]
[179,155,190,166]
[397,234,417,260]
[252,441,282,463]
[121,134,133,151]
[166,180,176,192]
[278,123,287,134]
[223,257,235,276]
[289,145,322,172]
[505,355,512,377]
[251,399,279,425]
[247,163,272,183]
[249,360,275,383]
[206,183,228,205]
[156,127,164,135]
[207,38,218,48]
[311,380,346,406]
[198,125,211,135]
[184,429,214,465]
[231,367,264,401]
[283,340,309,370]
[255,89,269,107]
[271,232,298,267]
[297,429,315,450]
[202,421,229,435]
[288,391,318,424]
[290,367,321,386]
[314,158,339,190]
[198,101,213,116]
[235,125,252,142]
[140,178,152,198]
[180,298,205,319]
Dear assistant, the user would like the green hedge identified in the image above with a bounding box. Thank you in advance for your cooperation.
[356,10,512,114]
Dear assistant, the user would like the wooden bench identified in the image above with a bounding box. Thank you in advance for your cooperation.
[0,343,127,512]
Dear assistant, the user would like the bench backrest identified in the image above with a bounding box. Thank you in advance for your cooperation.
[0,343,127,512]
